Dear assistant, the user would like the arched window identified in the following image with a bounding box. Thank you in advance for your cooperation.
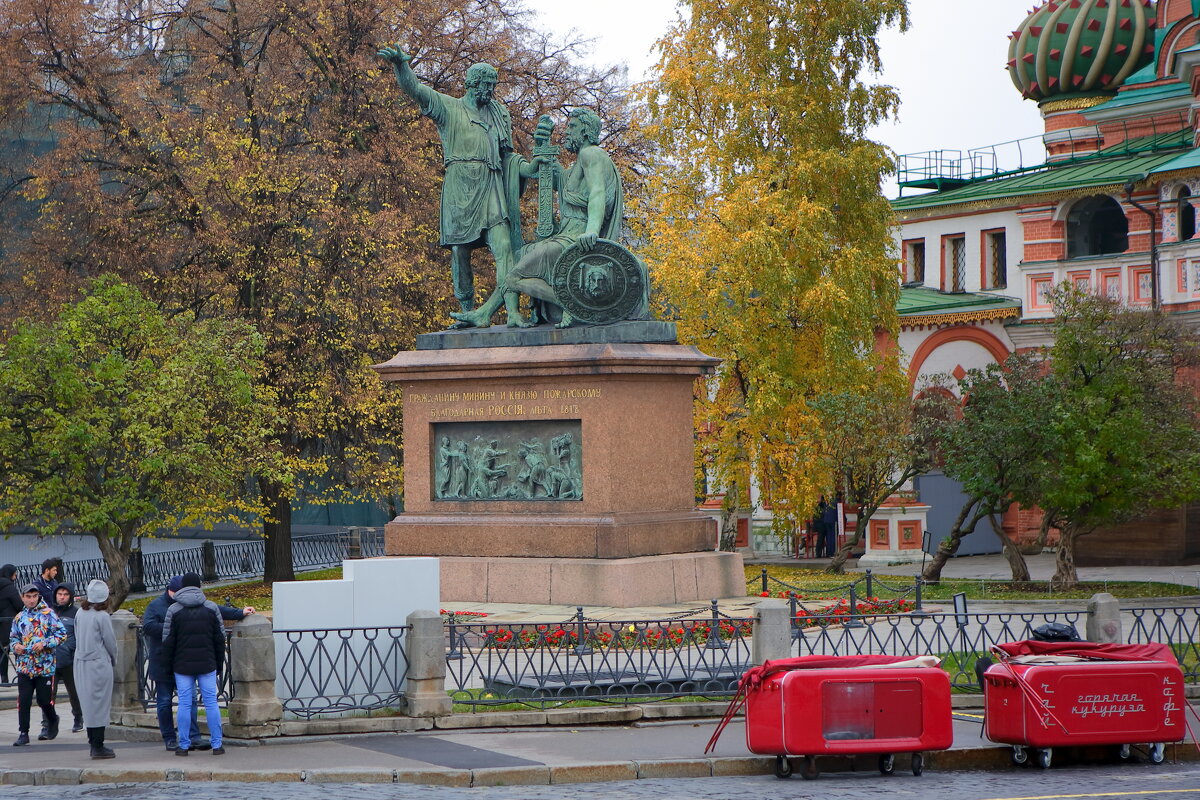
[1066,195,1128,258]
[1179,187,1195,242]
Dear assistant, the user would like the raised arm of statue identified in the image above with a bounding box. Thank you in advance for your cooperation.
[379,44,432,107]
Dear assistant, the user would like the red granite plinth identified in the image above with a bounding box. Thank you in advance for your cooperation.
[372,340,746,606]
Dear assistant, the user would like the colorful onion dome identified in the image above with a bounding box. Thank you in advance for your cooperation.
[1007,0,1156,102]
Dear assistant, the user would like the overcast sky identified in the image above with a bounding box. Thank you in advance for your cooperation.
[521,0,1050,196]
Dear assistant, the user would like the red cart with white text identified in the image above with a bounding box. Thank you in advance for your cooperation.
[982,640,1186,769]
[707,655,954,779]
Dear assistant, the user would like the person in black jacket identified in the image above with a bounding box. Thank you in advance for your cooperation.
[32,559,61,608]
[0,565,22,685]
[143,575,253,751]
[49,584,84,735]
[161,573,225,756]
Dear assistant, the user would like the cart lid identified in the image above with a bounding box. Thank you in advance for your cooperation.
[993,640,1177,664]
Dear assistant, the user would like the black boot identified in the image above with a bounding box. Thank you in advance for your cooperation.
[45,714,59,741]
[87,727,114,759]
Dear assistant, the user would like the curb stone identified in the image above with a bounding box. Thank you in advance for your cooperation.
[2,745,1197,787]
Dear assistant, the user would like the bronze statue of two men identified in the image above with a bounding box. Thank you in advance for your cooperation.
[377,45,646,329]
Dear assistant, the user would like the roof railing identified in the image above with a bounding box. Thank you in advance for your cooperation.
[895,111,1191,197]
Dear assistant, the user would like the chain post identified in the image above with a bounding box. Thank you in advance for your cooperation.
[704,599,726,649]
[446,612,462,660]
[865,569,873,599]
[760,567,768,595]
[571,606,593,656]
[845,584,864,628]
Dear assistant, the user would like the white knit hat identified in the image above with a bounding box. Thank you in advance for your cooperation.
[86,579,109,604]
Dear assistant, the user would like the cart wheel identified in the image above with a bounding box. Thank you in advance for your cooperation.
[1011,746,1028,766]
[1118,744,1132,760]
[774,755,793,779]
[1036,748,1052,770]
[911,752,924,777]
[801,755,819,780]
[878,754,895,775]
[1149,743,1165,765]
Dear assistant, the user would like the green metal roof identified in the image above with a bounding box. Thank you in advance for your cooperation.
[892,149,1185,212]
[898,286,1021,318]
[1151,147,1200,175]
[1083,82,1191,114]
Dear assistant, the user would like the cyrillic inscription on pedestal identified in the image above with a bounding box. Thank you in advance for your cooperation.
[432,420,582,501]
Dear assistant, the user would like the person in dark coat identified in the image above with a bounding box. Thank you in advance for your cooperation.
[813,497,830,558]
[32,559,61,608]
[143,575,252,751]
[48,584,83,735]
[822,494,841,558]
[161,573,226,756]
[0,565,22,685]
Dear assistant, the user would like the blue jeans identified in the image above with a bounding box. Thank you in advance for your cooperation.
[175,671,221,750]
[155,680,200,745]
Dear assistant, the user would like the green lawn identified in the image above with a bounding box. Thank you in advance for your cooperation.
[748,565,1196,602]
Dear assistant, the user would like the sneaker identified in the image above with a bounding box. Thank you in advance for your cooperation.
[36,725,49,741]
[12,733,29,746]
[72,718,84,733]
[45,719,59,741]
[164,739,178,752]
[174,747,189,757]
[211,746,225,756]
[191,740,212,751]
[89,745,115,759]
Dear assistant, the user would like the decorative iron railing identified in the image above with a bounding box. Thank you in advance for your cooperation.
[12,528,385,594]
[274,626,411,719]
[445,602,754,709]
[135,625,235,711]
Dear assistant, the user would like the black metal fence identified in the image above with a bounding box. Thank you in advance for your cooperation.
[12,528,385,594]
[444,603,1200,708]
[135,625,235,713]
[274,626,410,719]
[445,602,753,710]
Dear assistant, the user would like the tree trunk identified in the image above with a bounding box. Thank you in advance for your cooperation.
[93,528,133,611]
[990,511,1030,583]
[718,489,740,552]
[1018,513,1051,555]
[828,501,878,575]
[1051,526,1081,590]
[921,498,987,584]
[261,477,295,585]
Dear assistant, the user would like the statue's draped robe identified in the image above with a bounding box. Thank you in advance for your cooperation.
[511,146,622,282]
[414,85,527,251]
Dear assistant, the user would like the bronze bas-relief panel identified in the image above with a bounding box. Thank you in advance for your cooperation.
[431,420,582,502]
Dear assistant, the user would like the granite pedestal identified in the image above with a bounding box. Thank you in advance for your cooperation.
[372,323,745,607]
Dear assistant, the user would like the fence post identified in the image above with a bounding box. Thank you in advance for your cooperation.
[752,599,791,665]
[129,547,146,594]
[110,610,141,720]
[200,540,218,582]
[1086,592,1122,643]
[404,609,452,718]
[347,527,363,560]
[227,615,282,736]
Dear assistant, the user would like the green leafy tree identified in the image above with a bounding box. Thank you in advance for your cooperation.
[0,279,273,609]
[920,356,1054,584]
[1037,291,1200,588]
[635,0,910,524]
[817,384,942,574]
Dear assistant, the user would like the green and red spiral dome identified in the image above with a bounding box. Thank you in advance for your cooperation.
[1008,0,1156,102]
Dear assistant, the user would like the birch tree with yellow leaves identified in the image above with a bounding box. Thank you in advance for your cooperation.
[636,0,910,539]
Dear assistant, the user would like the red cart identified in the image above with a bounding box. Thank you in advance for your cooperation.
[983,640,1186,769]
[707,655,954,779]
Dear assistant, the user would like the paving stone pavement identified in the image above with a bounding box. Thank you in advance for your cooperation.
[3,763,1200,799]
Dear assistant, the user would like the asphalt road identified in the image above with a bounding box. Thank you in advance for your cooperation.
[5,763,1200,799]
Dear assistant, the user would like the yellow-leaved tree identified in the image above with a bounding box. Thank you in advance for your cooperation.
[635,0,909,542]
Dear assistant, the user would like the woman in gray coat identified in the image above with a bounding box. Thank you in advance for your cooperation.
[73,580,116,759]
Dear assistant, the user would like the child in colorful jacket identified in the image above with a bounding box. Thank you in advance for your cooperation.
[9,583,66,746]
